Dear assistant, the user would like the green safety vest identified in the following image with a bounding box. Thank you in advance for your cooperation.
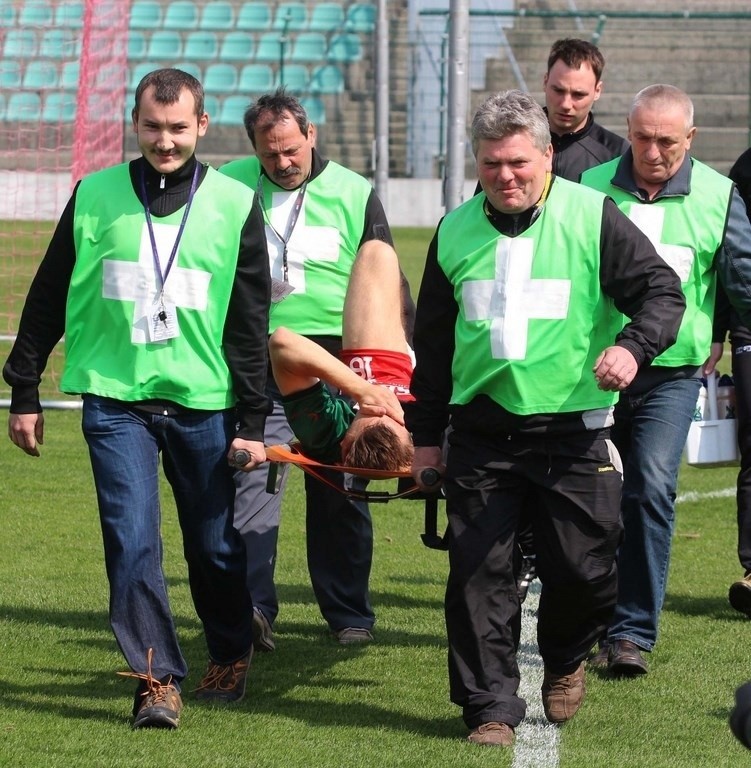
[438,179,624,415]
[220,155,373,336]
[61,162,255,409]
[582,157,732,366]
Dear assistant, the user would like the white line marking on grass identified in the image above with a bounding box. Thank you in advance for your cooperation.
[513,580,560,768]
[676,487,735,504]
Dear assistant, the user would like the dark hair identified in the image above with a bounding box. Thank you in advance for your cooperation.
[133,67,205,119]
[547,38,605,82]
[345,422,414,472]
[242,87,310,148]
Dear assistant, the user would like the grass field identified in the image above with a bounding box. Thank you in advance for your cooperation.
[2,225,751,765]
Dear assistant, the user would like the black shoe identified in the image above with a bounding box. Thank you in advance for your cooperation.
[252,607,276,652]
[729,574,751,617]
[516,554,537,603]
[608,639,649,677]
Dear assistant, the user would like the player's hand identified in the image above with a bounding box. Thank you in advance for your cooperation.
[8,412,44,457]
[412,446,445,491]
[358,384,405,425]
[593,346,638,391]
[228,440,266,472]
[703,342,724,376]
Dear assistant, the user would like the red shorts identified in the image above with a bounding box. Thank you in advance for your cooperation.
[340,348,414,402]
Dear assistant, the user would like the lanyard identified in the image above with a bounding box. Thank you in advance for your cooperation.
[257,176,307,283]
[139,162,200,309]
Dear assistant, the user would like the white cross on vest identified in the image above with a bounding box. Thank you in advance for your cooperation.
[628,204,694,283]
[102,221,212,344]
[462,238,571,360]
[266,190,340,291]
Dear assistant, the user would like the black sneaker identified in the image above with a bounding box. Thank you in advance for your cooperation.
[118,648,182,729]
[729,574,751,617]
[252,607,276,652]
[194,650,252,703]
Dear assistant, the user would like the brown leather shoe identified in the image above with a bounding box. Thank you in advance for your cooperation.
[467,722,515,747]
[541,662,585,723]
[729,574,751,617]
[608,639,649,677]
[587,640,609,668]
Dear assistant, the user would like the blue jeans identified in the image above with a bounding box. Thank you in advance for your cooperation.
[82,396,253,684]
[608,377,701,651]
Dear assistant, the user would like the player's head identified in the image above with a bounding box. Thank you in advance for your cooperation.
[543,38,606,136]
[243,87,315,190]
[132,68,207,175]
[343,415,414,472]
[472,90,553,215]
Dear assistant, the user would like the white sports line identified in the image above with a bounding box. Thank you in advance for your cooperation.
[511,485,735,766]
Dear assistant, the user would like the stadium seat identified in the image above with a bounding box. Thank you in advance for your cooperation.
[127,31,148,60]
[218,94,249,125]
[203,93,220,119]
[163,0,199,30]
[147,30,183,60]
[200,1,234,30]
[327,32,362,63]
[255,32,285,63]
[6,92,41,122]
[309,3,345,33]
[129,62,162,90]
[345,3,376,33]
[55,1,84,28]
[0,59,22,89]
[238,63,274,94]
[129,1,162,29]
[22,60,60,90]
[309,63,344,94]
[236,2,271,31]
[95,63,123,90]
[183,31,219,60]
[0,4,15,27]
[19,0,54,27]
[39,28,79,58]
[291,32,327,63]
[0,93,5,120]
[174,61,203,81]
[203,62,238,93]
[273,3,307,31]
[276,63,309,93]
[300,95,326,125]
[60,60,80,89]
[219,31,255,61]
[42,92,77,123]
[4,29,38,59]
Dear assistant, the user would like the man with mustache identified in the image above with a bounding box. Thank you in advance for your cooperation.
[221,88,413,651]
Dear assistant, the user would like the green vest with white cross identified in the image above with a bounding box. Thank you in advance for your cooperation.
[437,178,623,415]
[220,155,374,337]
[61,162,255,409]
[582,157,732,367]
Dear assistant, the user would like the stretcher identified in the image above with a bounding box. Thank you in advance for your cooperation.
[262,443,448,550]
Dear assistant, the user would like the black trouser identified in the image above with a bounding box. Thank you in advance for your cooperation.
[443,428,622,729]
[732,338,751,573]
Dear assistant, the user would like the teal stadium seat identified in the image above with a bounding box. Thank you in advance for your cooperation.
[6,91,41,121]
[130,62,162,90]
[346,3,376,33]
[219,31,255,61]
[300,95,326,125]
[0,3,15,27]
[203,93,221,119]
[147,30,183,60]
[4,29,38,58]
[40,28,80,58]
[200,2,234,30]
[204,63,238,93]
[19,0,54,27]
[218,95,249,125]
[22,60,59,89]
[238,63,274,94]
[273,3,307,31]
[42,92,77,122]
[291,32,326,63]
[309,63,343,94]
[255,32,285,63]
[327,33,362,63]
[129,1,162,29]
[60,60,80,89]
[0,59,22,89]
[0,93,5,120]
[128,31,148,60]
[183,31,219,60]
[174,61,203,81]
[55,1,84,28]
[236,2,271,31]
[163,1,199,30]
[276,63,309,93]
[309,3,345,33]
